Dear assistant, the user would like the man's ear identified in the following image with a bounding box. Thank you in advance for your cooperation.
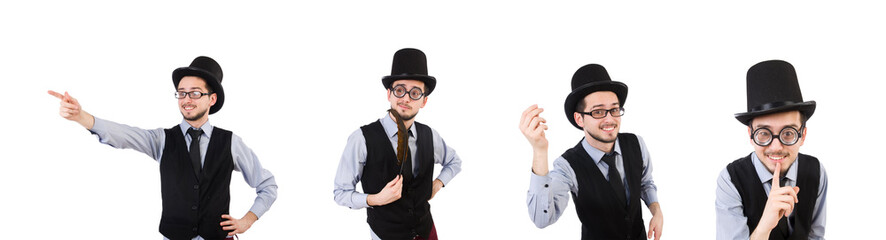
[209,93,218,106]
[574,112,584,128]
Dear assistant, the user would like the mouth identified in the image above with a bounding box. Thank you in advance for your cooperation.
[766,153,788,163]
[397,104,411,110]
[182,105,196,111]
[600,124,617,132]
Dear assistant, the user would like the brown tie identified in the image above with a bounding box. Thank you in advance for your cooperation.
[400,130,414,180]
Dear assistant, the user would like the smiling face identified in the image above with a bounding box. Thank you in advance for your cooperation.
[749,110,807,175]
[574,91,621,152]
[387,79,428,121]
[177,76,216,125]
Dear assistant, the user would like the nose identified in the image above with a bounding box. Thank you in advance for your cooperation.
[180,95,194,104]
[399,95,413,103]
[767,137,784,150]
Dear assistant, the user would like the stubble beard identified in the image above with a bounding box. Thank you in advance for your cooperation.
[182,107,208,121]
[587,126,618,143]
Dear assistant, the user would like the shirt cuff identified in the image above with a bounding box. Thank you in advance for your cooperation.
[436,170,455,186]
[88,117,108,134]
[528,171,552,194]
[642,189,659,206]
[353,192,370,209]
[249,202,269,219]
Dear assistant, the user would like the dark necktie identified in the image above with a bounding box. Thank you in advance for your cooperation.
[400,130,414,181]
[601,153,627,206]
[187,128,204,177]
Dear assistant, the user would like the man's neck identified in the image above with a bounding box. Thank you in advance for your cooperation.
[388,112,415,130]
[585,133,615,153]
[186,117,209,129]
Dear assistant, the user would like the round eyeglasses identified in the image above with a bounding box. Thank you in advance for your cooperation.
[391,85,425,100]
[175,91,212,99]
[578,107,625,119]
[751,127,803,146]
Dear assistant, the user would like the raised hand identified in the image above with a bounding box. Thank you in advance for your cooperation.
[751,162,801,239]
[367,175,403,206]
[520,104,548,150]
[48,90,94,129]
[520,104,551,176]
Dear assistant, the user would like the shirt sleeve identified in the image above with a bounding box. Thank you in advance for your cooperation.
[229,134,278,219]
[431,129,462,186]
[809,162,828,239]
[526,157,576,228]
[715,168,751,240]
[89,117,166,161]
[636,135,659,206]
[333,130,371,209]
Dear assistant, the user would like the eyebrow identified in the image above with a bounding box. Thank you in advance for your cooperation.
[591,102,620,109]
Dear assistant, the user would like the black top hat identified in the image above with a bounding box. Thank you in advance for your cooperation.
[564,64,628,129]
[734,60,816,125]
[172,56,225,115]
[381,48,437,96]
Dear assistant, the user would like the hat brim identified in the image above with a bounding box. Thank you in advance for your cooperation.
[172,67,225,115]
[564,81,628,129]
[382,74,437,96]
[734,101,816,126]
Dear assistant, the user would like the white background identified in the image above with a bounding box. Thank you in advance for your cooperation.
[2,1,883,239]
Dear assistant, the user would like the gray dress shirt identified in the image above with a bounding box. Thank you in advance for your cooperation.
[526,135,659,229]
[715,153,827,240]
[333,114,463,240]
[90,118,278,240]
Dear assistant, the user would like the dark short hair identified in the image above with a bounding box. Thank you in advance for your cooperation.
[576,100,587,112]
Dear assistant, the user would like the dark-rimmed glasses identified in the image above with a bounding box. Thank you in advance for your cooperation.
[578,108,625,119]
[391,85,424,100]
[751,126,803,146]
[175,91,212,99]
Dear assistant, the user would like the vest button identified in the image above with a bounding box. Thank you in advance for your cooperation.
[192,205,198,210]
[543,210,548,213]
[192,227,198,232]
[544,184,549,188]
[193,184,199,190]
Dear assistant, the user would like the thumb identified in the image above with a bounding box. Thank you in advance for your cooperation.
[647,227,653,239]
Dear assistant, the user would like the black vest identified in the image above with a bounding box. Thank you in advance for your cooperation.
[360,120,435,240]
[726,153,820,240]
[159,125,235,240]
[563,133,646,240]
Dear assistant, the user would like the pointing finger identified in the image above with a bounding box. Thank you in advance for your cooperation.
[771,162,781,190]
[47,90,64,99]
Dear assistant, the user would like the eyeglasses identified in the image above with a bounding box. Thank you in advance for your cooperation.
[175,91,212,99]
[391,85,424,100]
[751,127,803,146]
[578,107,625,119]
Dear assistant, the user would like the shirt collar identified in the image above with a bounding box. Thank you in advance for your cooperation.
[751,153,799,184]
[380,113,415,138]
[580,137,622,164]
[179,119,214,138]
